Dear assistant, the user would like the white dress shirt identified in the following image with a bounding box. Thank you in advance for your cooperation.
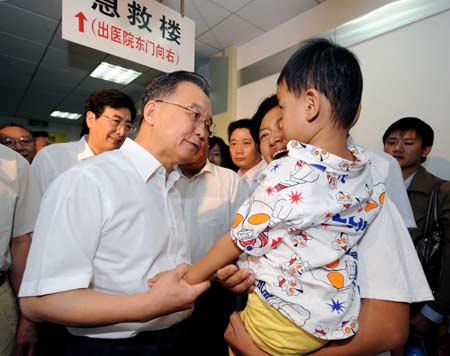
[238,159,267,196]
[176,160,246,262]
[20,138,191,338]
[0,145,40,271]
[31,135,94,195]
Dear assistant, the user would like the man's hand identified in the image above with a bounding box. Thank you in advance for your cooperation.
[15,316,38,356]
[146,263,211,317]
[215,265,255,294]
[411,311,439,335]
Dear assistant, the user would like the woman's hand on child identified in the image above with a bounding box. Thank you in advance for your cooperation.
[225,312,270,356]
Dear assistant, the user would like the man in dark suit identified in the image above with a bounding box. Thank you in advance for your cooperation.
[384,117,450,355]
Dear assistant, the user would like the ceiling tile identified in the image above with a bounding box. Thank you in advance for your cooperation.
[237,0,318,31]
[0,87,23,117]
[196,40,219,58]
[209,0,253,13]
[30,66,87,96]
[17,90,66,119]
[0,55,36,82]
[78,77,124,92]
[41,46,102,73]
[209,14,263,48]
[56,88,93,114]
[161,0,209,36]
[192,0,230,32]
[0,3,59,45]
[197,29,222,50]
[6,0,62,20]
[0,33,46,63]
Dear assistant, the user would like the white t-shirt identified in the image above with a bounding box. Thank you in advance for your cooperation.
[0,145,40,271]
[233,141,385,340]
[357,196,432,302]
[176,160,246,262]
[20,138,191,338]
[31,135,94,195]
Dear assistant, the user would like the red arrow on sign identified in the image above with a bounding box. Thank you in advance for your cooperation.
[75,11,88,33]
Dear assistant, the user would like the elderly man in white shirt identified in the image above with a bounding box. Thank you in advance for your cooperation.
[176,135,246,355]
[0,144,40,355]
[19,71,213,355]
[31,89,136,195]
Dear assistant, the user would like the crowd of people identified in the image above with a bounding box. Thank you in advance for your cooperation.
[0,38,448,356]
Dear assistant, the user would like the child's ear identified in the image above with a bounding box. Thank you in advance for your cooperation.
[142,100,158,126]
[304,89,320,122]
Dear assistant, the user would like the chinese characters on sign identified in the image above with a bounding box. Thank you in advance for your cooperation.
[63,0,195,72]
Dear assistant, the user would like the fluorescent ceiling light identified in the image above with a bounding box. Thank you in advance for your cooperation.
[50,111,82,120]
[90,62,142,85]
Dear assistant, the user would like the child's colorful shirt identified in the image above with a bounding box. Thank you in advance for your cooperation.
[231,140,385,340]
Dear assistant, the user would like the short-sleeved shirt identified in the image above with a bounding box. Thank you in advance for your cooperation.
[232,140,385,340]
[176,160,246,262]
[0,144,40,271]
[20,138,191,338]
[31,135,94,195]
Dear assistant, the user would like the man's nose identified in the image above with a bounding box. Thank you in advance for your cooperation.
[393,141,404,151]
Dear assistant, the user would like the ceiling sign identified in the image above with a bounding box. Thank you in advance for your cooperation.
[62,0,195,72]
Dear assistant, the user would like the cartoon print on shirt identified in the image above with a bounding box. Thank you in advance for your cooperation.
[272,159,319,192]
[289,231,313,248]
[311,147,329,162]
[332,317,359,338]
[364,181,386,212]
[310,258,357,290]
[313,326,330,339]
[333,232,349,251]
[257,280,310,327]
[284,253,309,276]
[274,275,303,296]
[336,191,352,209]
[231,141,385,340]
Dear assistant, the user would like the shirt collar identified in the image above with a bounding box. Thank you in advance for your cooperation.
[239,159,266,179]
[181,159,213,180]
[77,135,95,161]
[120,138,167,182]
[404,170,416,189]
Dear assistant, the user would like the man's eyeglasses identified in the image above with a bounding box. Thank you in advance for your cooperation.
[99,114,134,132]
[155,99,216,138]
[0,135,35,147]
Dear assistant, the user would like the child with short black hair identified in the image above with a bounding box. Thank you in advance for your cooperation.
[184,38,385,355]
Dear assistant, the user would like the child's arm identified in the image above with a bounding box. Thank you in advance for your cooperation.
[184,232,242,285]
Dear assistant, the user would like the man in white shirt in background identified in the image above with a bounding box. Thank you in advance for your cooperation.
[176,132,246,355]
[19,71,212,355]
[31,89,136,195]
[0,144,40,356]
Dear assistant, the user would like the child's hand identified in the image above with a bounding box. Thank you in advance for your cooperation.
[215,264,255,294]
[147,269,172,287]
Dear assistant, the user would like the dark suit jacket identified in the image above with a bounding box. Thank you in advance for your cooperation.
[408,165,450,315]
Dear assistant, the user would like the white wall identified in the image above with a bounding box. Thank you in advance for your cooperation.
[351,9,450,179]
[237,9,450,179]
